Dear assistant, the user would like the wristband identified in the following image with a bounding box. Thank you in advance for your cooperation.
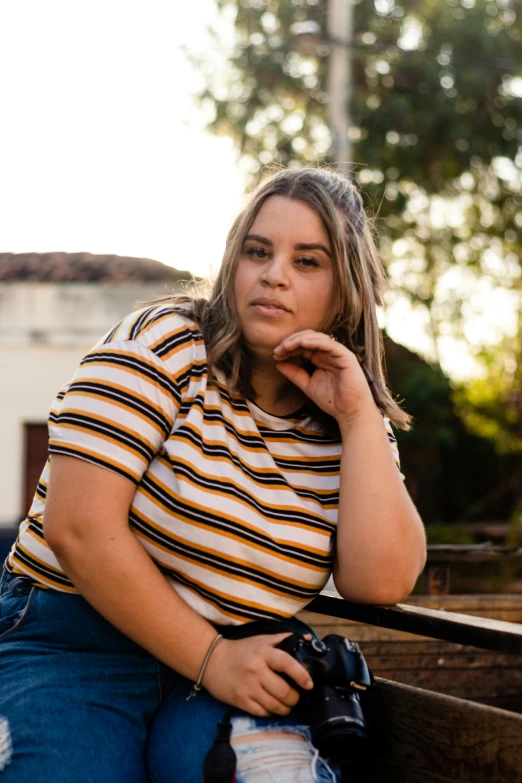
[186,633,224,701]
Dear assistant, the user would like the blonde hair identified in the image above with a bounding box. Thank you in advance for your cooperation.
[159,167,410,431]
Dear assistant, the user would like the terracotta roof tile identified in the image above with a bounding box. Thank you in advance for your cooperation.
[0,252,191,283]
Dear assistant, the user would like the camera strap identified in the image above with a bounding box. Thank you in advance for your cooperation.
[202,710,236,783]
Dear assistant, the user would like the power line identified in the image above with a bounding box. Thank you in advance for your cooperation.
[182,38,521,74]
[324,34,521,73]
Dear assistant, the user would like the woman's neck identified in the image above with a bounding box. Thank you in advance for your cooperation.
[250,365,306,417]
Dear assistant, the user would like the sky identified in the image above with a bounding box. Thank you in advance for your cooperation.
[0,0,517,381]
[0,0,244,279]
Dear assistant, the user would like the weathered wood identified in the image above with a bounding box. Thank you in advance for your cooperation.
[301,594,522,641]
[418,544,522,595]
[367,678,522,782]
[423,562,451,595]
[305,591,522,779]
[307,592,522,653]
[301,596,522,710]
[427,544,522,563]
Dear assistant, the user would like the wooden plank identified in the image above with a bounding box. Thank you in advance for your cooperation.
[307,592,522,653]
[300,594,522,644]
[423,562,451,595]
[367,678,522,782]
[300,605,522,708]
[427,544,522,563]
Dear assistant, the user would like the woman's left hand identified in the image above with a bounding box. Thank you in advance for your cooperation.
[273,330,375,426]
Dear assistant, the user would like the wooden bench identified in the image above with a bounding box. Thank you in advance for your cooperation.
[303,592,522,782]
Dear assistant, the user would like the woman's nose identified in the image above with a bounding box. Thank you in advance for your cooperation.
[261,256,289,287]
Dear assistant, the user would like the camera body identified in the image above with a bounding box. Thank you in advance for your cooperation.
[276,633,372,765]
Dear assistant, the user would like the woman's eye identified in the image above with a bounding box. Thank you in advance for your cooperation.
[297,256,319,268]
[246,247,269,259]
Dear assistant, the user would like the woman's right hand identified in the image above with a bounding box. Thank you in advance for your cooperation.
[202,633,314,717]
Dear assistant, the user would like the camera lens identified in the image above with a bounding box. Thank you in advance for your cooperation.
[308,687,367,764]
[313,721,367,763]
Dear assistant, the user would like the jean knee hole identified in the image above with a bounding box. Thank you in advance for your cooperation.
[0,716,13,773]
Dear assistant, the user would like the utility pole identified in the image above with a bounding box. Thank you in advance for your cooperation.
[327,0,353,176]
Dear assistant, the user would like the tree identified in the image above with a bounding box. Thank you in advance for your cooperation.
[197,0,522,485]
[200,0,522,188]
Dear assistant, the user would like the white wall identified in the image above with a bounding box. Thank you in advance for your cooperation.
[0,282,180,526]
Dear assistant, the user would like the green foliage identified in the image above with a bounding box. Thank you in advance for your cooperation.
[203,0,522,190]
[383,336,517,522]
[425,523,476,545]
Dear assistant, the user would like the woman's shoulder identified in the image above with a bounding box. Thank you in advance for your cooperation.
[93,304,207,375]
[106,304,204,352]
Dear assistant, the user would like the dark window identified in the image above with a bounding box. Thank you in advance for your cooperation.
[23,423,48,516]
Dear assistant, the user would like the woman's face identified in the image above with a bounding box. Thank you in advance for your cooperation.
[234,195,335,363]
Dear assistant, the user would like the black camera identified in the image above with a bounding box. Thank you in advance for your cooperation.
[276,633,372,765]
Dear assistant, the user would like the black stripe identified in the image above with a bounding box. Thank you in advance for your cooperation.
[140,475,332,568]
[203,409,268,451]
[130,511,322,599]
[257,424,342,446]
[168,460,334,533]
[11,546,74,588]
[152,328,195,359]
[159,567,289,622]
[103,322,122,344]
[27,516,45,537]
[80,351,181,405]
[68,380,172,437]
[48,445,140,484]
[177,363,207,386]
[199,404,341,462]
[172,427,338,505]
[140,307,180,330]
[36,482,47,500]
[51,413,156,464]
[130,306,158,340]
[214,381,250,415]
[272,455,340,473]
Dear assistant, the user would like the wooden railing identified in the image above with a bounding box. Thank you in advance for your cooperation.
[307,589,522,654]
[307,585,522,782]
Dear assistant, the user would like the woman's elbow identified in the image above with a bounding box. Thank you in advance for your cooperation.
[333,562,424,605]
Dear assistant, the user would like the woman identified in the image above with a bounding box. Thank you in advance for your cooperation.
[0,167,426,782]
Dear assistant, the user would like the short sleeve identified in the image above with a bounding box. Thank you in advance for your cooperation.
[383,416,405,481]
[48,338,181,485]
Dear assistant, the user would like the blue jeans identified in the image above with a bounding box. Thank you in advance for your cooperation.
[0,570,340,782]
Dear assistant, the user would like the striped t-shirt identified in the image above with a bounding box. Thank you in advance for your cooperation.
[7,305,400,625]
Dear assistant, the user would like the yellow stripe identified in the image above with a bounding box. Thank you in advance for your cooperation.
[8,542,77,592]
[134,511,327,592]
[136,481,331,565]
[65,385,171,437]
[164,566,294,619]
[147,323,202,355]
[53,408,157,453]
[158,453,330,531]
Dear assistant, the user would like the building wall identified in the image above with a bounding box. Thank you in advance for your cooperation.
[0,282,179,526]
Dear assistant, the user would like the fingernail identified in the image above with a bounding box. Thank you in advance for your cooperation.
[305,680,314,689]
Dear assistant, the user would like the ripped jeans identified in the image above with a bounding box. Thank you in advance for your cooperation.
[0,570,340,782]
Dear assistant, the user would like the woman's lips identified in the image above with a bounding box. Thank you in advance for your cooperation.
[251,303,290,317]
[250,298,291,317]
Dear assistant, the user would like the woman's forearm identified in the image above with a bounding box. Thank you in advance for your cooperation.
[50,526,217,681]
[333,403,426,604]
